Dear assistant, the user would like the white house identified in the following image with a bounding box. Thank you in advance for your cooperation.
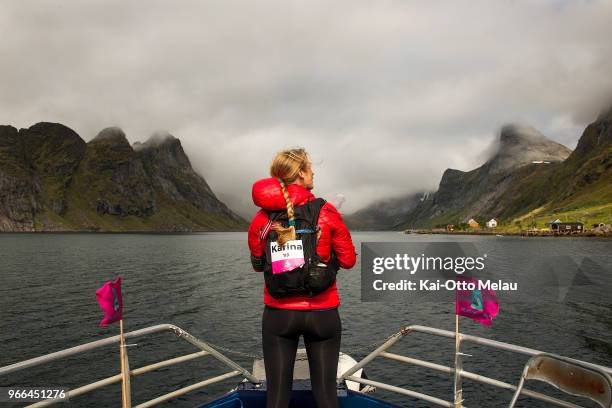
[486,218,498,228]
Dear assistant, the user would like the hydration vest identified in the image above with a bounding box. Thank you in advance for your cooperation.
[263,198,339,299]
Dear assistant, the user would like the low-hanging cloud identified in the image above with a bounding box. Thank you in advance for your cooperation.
[1,0,611,218]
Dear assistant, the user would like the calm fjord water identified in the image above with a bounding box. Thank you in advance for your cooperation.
[1,232,610,407]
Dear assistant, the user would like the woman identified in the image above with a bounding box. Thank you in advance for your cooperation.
[248,148,356,408]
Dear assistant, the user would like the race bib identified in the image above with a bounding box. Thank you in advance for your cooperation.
[270,239,305,274]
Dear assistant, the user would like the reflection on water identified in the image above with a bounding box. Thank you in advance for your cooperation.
[0,232,610,407]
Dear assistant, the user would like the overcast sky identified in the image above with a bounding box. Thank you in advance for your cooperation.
[1,0,611,218]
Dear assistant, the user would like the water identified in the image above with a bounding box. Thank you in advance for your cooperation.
[0,232,611,407]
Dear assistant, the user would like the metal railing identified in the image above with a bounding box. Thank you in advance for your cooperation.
[339,325,612,408]
[0,324,260,407]
[4,323,611,407]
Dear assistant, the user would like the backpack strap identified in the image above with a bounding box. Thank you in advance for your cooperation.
[297,198,326,233]
[308,198,326,217]
[260,219,273,241]
[259,208,287,241]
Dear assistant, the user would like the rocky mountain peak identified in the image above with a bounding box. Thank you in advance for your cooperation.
[133,131,178,150]
[485,124,571,174]
[90,127,130,147]
[26,122,81,140]
[499,124,548,146]
[135,131,191,169]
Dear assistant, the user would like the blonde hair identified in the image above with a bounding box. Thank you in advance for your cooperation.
[270,148,310,246]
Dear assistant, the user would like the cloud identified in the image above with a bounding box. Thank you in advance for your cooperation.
[1,0,611,217]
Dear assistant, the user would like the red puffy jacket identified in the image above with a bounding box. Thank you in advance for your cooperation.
[248,178,356,310]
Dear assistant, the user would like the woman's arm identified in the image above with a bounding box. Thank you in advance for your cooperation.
[248,210,269,272]
[321,203,356,269]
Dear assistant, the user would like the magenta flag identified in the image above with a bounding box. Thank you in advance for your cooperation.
[455,277,499,326]
[96,277,123,326]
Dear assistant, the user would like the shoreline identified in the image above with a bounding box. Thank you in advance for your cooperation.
[403,229,612,238]
[1,229,610,238]
[0,229,248,234]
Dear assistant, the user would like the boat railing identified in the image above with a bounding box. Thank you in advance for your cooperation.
[338,324,612,408]
[4,323,612,407]
[0,324,261,407]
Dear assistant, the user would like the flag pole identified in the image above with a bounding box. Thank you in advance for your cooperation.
[119,319,131,408]
[454,310,463,407]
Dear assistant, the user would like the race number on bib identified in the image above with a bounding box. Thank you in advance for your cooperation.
[270,240,305,274]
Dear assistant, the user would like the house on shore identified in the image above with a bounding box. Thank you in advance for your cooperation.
[486,218,498,228]
[547,220,584,234]
[467,219,480,229]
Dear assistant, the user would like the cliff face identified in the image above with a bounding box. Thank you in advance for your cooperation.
[71,127,156,219]
[135,133,242,223]
[21,122,87,215]
[0,123,87,230]
[0,122,245,231]
[0,125,38,231]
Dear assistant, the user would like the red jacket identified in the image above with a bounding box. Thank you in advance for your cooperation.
[248,178,356,310]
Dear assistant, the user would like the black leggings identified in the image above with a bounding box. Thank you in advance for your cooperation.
[262,306,341,408]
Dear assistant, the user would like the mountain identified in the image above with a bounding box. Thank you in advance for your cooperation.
[0,122,245,231]
[344,192,429,230]
[483,124,571,174]
[493,108,612,223]
[398,124,571,228]
[399,111,611,229]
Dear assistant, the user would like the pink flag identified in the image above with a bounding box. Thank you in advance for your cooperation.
[96,277,123,326]
[455,277,499,326]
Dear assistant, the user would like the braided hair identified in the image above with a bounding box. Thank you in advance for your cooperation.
[269,148,310,246]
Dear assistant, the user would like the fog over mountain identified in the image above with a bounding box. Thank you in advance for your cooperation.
[1,1,611,218]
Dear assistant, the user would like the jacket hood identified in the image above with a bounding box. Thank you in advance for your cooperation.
[252,178,315,210]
